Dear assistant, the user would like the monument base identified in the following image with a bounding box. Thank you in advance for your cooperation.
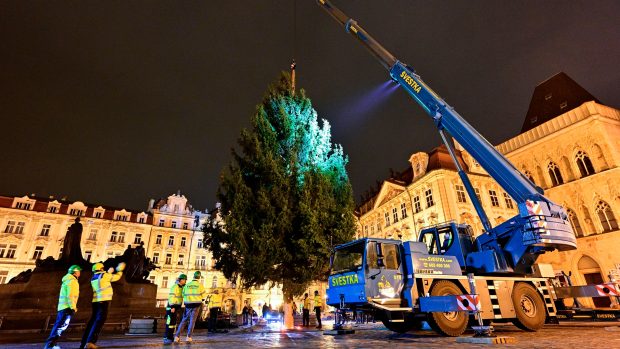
[0,269,162,332]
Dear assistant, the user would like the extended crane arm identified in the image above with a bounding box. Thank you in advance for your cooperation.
[318,0,536,204]
[318,0,576,274]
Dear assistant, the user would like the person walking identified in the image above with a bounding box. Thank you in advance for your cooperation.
[313,290,323,329]
[175,271,206,343]
[163,273,187,345]
[44,265,82,349]
[242,303,249,325]
[302,293,310,327]
[80,262,124,349]
[262,302,269,319]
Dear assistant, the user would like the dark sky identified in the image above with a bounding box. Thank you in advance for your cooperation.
[2,1,619,212]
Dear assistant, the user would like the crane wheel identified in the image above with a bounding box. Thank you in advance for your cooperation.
[511,282,546,331]
[426,280,468,337]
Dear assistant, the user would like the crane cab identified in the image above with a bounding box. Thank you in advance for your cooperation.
[417,222,475,270]
[327,238,406,308]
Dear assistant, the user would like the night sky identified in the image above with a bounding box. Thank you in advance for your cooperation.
[2,1,619,212]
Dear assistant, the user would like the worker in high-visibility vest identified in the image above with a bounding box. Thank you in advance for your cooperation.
[79,262,124,349]
[44,264,82,349]
[175,271,207,343]
[302,293,311,327]
[314,290,323,329]
[163,273,187,345]
[207,292,223,333]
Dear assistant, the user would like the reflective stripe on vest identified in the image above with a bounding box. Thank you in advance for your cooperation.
[91,272,113,302]
[182,281,204,304]
[168,284,183,305]
[58,274,79,311]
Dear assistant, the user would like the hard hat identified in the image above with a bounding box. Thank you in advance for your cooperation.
[178,273,187,280]
[92,262,104,272]
[116,262,126,272]
[68,265,82,274]
[193,271,201,279]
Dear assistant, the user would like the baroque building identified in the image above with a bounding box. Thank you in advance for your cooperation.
[0,192,285,312]
[357,72,620,307]
[356,145,518,243]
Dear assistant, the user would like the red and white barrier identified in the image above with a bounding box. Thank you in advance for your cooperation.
[456,294,480,312]
[595,283,620,297]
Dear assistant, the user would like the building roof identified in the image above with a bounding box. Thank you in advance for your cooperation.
[520,72,600,133]
[356,144,468,211]
[0,194,153,224]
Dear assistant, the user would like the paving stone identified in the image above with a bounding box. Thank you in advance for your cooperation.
[1,322,619,348]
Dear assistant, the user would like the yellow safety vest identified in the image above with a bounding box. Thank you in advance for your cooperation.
[182,280,206,305]
[314,295,323,308]
[91,271,122,302]
[58,273,79,311]
[168,283,184,306]
[303,297,311,310]
[209,293,222,308]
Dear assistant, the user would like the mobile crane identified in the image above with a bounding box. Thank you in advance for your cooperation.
[317,0,578,336]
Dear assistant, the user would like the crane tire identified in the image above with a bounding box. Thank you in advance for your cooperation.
[426,280,468,337]
[511,282,546,331]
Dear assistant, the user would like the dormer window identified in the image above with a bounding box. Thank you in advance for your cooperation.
[69,208,84,216]
[115,214,129,221]
[16,202,32,210]
[67,202,87,217]
[409,152,429,179]
[93,207,105,219]
[114,209,130,221]
[47,201,60,213]
[137,213,147,224]
[13,196,35,211]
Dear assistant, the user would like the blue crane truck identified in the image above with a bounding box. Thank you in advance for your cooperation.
[317,0,580,336]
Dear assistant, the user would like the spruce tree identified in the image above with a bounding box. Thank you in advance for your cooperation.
[204,72,356,296]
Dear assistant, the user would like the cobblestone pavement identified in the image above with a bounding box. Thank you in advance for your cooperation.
[3,322,620,349]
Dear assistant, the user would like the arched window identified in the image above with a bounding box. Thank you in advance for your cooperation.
[524,170,535,184]
[547,162,564,186]
[566,208,584,237]
[575,151,595,177]
[596,201,618,232]
[536,166,547,188]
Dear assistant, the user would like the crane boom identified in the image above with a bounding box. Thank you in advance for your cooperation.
[317,0,576,274]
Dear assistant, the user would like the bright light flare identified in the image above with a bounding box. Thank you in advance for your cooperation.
[331,80,399,126]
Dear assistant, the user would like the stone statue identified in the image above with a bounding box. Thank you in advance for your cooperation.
[61,217,85,266]
[111,243,158,283]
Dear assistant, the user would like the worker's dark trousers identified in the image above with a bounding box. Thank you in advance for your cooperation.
[314,307,322,328]
[208,307,220,332]
[80,301,110,348]
[164,305,181,340]
[302,309,310,326]
[45,308,74,348]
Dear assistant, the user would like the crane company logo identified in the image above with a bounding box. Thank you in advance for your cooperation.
[400,71,422,93]
[331,273,359,287]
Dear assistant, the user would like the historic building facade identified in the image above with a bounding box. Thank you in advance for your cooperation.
[356,145,518,243]
[356,73,620,307]
[0,192,285,312]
